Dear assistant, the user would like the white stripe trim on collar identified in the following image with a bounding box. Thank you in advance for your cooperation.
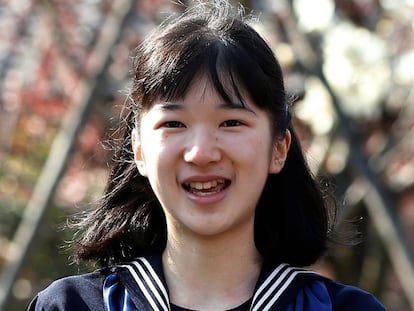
[250,264,317,311]
[135,257,170,304]
[120,258,170,311]
[252,263,289,305]
[118,264,163,310]
[263,270,315,311]
[120,259,317,311]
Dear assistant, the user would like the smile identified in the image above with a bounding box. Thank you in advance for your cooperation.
[183,179,230,196]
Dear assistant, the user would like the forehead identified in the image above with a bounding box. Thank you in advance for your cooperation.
[159,72,253,109]
[187,74,237,100]
[146,75,261,120]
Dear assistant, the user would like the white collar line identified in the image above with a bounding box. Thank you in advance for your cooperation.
[121,260,317,311]
[250,264,315,311]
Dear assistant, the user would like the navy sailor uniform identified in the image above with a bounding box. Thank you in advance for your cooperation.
[28,254,385,310]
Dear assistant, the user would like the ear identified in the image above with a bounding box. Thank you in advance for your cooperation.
[131,128,147,177]
[269,130,291,174]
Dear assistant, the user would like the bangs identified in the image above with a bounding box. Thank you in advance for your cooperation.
[141,39,253,109]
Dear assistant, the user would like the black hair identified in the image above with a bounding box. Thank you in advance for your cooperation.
[72,0,336,267]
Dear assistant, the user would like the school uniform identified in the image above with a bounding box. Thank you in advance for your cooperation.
[28,254,385,311]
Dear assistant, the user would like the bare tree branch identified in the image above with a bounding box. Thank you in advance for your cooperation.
[0,1,135,309]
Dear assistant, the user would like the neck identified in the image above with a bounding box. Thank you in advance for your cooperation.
[162,221,261,310]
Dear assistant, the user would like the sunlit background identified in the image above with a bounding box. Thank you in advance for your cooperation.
[0,0,413,310]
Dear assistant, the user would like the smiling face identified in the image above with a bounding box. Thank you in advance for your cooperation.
[132,75,290,241]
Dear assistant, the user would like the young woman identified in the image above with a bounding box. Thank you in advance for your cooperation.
[29,1,385,310]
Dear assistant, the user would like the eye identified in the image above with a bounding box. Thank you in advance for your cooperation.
[162,121,185,128]
[221,120,242,127]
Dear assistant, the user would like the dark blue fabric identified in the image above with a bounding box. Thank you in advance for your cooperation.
[28,271,106,311]
[102,271,385,311]
[103,274,136,311]
[28,261,386,311]
[325,280,386,311]
[285,281,331,311]
[103,276,332,311]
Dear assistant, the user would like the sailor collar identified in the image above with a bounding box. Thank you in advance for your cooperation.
[111,255,325,311]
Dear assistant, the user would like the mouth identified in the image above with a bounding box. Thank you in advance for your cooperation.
[182,178,231,196]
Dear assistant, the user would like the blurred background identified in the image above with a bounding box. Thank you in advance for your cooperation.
[0,0,413,310]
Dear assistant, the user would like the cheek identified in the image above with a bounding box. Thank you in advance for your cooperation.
[141,137,179,177]
[241,132,273,163]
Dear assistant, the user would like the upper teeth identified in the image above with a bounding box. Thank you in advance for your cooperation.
[189,179,223,190]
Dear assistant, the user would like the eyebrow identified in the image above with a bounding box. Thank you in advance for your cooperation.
[157,102,183,111]
[218,102,256,114]
[156,101,256,114]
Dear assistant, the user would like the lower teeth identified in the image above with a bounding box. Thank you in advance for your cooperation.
[191,189,219,196]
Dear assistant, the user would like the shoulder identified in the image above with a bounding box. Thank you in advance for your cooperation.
[323,279,386,310]
[255,263,386,310]
[28,271,107,311]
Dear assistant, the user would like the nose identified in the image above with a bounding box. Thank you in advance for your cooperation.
[183,129,221,166]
